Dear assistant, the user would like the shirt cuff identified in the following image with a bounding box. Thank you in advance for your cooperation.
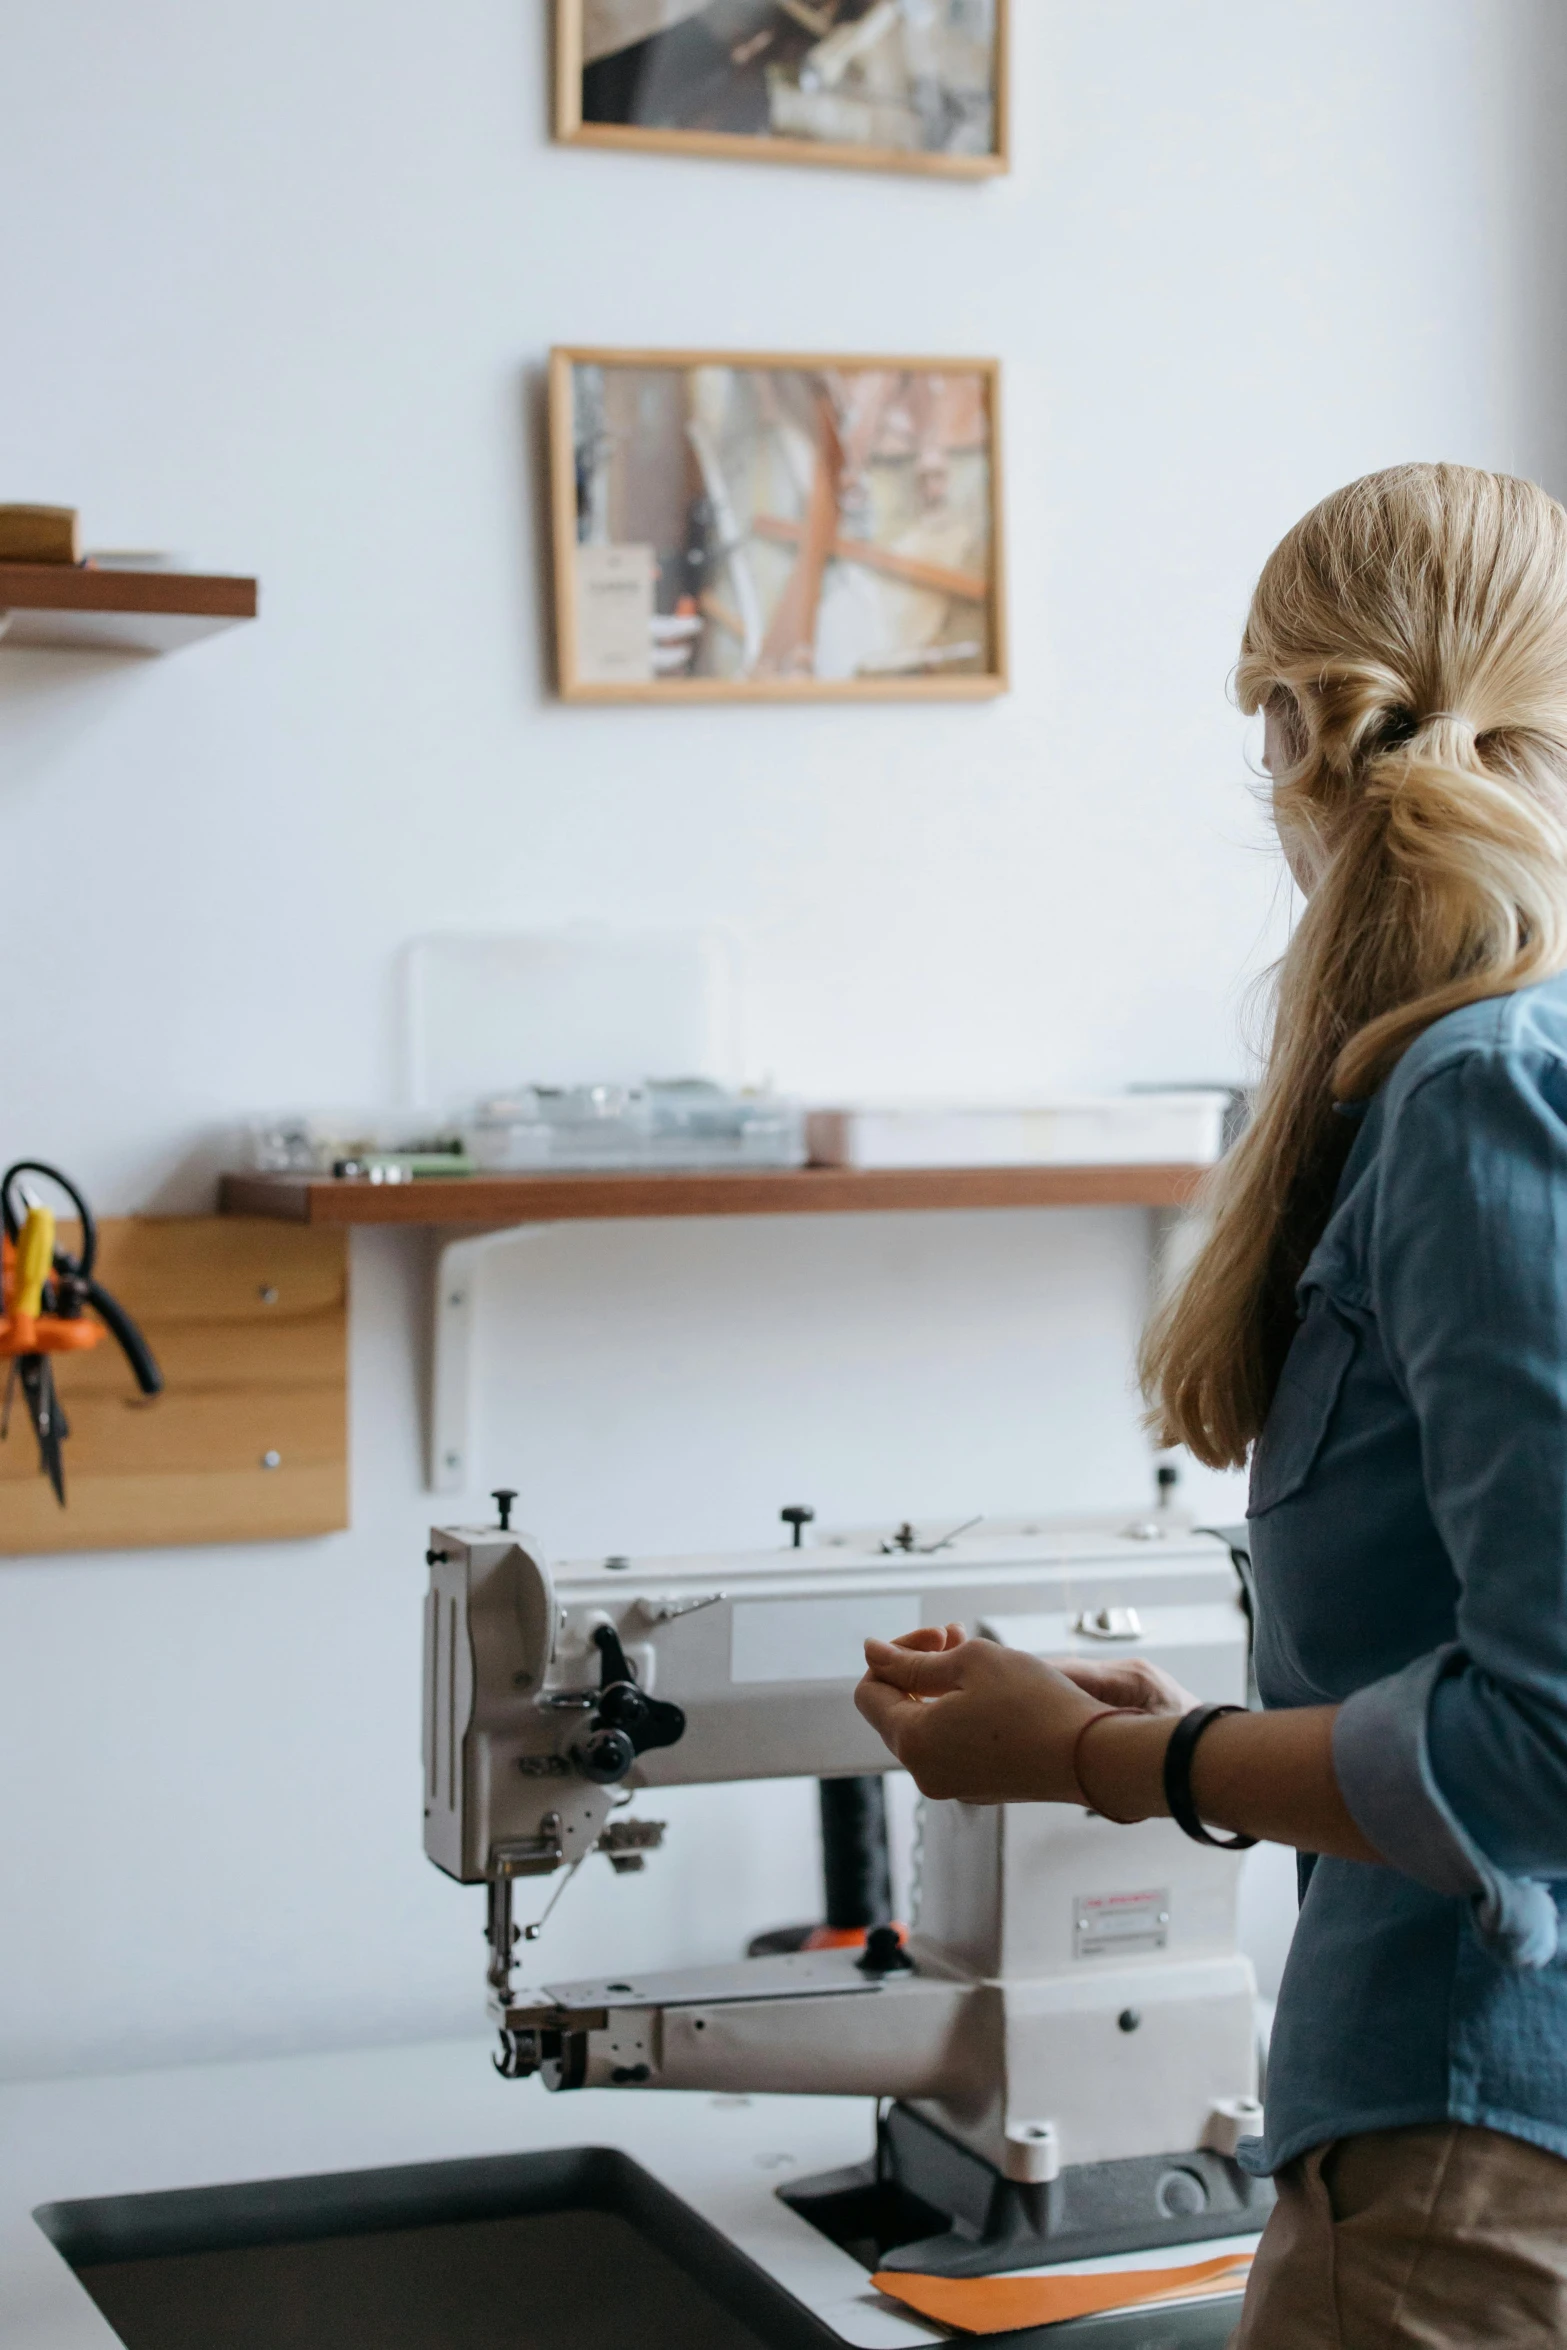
[1333,1646,1560,1969]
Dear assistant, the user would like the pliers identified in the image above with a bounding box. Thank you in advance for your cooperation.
[0,1161,163,1504]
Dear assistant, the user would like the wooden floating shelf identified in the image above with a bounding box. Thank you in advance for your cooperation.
[219,1163,1208,1228]
[0,563,258,655]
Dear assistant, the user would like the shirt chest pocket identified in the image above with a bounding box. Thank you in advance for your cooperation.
[1249,1293,1359,1516]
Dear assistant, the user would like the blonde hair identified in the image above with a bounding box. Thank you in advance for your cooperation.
[1144,462,1567,1468]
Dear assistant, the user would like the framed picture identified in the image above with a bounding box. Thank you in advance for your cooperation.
[555,1,1008,179]
[549,346,1007,703]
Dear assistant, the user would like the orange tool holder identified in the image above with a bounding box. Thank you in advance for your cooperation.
[0,1236,108,1358]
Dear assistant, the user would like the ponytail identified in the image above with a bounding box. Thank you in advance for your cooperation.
[1333,713,1567,1095]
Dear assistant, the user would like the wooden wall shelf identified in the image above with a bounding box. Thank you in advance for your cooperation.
[0,1218,346,1557]
[219,1163,1206,1228]
[0,564,258,655]
[221,1163,1204,1497]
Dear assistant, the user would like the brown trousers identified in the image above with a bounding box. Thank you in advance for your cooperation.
[1230,2123,1567,2348]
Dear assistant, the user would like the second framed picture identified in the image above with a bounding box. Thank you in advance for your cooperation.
[556,2,1008,178]
[550,346,1006,703]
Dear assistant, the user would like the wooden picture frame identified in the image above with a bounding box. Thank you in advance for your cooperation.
[549,345,1007,704]
[554,1,1009,179]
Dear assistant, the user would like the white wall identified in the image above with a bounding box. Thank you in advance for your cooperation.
[0,0,1555,2082]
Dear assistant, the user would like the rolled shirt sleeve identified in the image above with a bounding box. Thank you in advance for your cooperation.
[1332,1044,1567,1968]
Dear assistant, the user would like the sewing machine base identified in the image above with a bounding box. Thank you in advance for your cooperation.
[780,2103,1275,2279]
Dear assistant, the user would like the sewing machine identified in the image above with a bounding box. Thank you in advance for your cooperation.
[422,1503,1272,2278]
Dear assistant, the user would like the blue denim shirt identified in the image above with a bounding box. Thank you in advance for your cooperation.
[1245,973,1567,2174]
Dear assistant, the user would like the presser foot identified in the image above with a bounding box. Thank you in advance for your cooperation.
[779,2102,1275,2279]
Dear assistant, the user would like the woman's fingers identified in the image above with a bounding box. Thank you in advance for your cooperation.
[890,1623,960,1655]
[1051,1658,1157,1707]
[862,1636,968,1694]
[1049,1655,1195,1714]
[854,1672,916,1748]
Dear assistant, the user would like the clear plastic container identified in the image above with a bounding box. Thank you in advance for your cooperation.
[464,1080,805,1172]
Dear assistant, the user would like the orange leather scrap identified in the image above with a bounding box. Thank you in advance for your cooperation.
[871,2250,1253,2334]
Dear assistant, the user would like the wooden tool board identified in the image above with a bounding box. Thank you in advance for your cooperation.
[0,1218,347,1556]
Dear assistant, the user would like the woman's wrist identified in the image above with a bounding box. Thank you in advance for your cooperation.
[1073,1709,1179,1823]
[1069,1706,1141,1811]
[1078,1701,1383,1862]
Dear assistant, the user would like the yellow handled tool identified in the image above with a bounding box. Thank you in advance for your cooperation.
[9,1203,55,1341]
[0,1163,162,1506]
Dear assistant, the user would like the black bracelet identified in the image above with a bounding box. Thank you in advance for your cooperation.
[1162,1704,1257,1850]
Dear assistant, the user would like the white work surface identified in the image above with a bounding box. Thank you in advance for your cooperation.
[0,2036,937,2348]
[0,2037,1260,2346]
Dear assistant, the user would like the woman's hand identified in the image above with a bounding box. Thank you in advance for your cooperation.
[854,1627,1120,1804]
[854,1625,1384,1862]
[1050,1653,1197,1718]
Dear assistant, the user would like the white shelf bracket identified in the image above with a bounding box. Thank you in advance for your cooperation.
[1144,1202,1207,1479]
[428,1226,547,1495]
[1147,1201,1207,1320]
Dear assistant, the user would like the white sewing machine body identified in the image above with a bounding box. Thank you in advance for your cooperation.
[422,1511,1270,2274]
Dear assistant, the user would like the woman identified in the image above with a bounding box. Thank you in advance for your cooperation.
[857,464,1567,2344]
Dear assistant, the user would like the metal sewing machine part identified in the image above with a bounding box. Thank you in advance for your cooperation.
[0,1161,162,1503]
[421,1495,1270,2277]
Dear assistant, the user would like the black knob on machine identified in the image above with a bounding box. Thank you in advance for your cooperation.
[597,1681,650,1734]
[857,1923,912,1976]
[575,1727,638,1784]
[492,1487,518,1531]
[583,1623,686,1766]
[781,1505,815,1548]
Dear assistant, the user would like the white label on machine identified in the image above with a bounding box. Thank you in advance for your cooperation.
[1073,1888,1170,1958]
[730,1594,919,1684]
